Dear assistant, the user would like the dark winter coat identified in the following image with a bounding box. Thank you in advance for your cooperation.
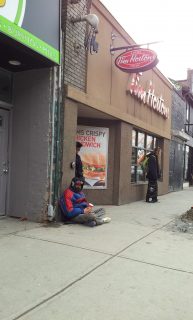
[75,153,83,178]
[60,188,88,219]
[146,153,160,181]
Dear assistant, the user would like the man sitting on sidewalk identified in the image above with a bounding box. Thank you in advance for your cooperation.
[59,177,111,227]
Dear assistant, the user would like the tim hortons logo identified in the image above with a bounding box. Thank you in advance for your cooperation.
[115,48,158,73]
[127,73,169,119]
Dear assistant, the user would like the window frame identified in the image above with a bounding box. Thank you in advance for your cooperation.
[131,129,159,183]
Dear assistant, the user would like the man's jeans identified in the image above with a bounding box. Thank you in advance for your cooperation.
[71,208,105,225]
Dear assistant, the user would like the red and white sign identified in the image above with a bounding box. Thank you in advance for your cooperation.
[76,126,109,189]
[115,48,158,73]
[127,73,169,119]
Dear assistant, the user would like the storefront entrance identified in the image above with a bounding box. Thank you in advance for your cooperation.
[169,140,184,191]
[0,108,9,215]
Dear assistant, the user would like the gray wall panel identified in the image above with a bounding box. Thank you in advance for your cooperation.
[9,68,50,221]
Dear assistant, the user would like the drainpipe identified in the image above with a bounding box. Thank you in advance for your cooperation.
[53,57,63,205]
[47,2,63,221]
[47,66,57,221]
[47,64,63,221]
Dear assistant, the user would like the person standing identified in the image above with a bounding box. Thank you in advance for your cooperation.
[146,147,161,203]
[75,141,84,178]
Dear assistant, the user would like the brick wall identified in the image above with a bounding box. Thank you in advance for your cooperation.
[171,89,186,131]
[169,89,186,191]
[62,0,92,91]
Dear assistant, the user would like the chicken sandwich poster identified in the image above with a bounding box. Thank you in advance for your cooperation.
[76,126,109,189]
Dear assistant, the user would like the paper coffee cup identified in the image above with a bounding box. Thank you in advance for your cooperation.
[89,203,94,207]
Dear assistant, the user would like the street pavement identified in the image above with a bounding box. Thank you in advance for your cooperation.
[1,188,193,320]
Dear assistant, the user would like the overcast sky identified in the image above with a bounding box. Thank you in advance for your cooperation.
[100,0,192,80]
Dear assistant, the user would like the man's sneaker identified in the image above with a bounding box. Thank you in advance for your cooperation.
[102,217,111,223]
[95,216,111,225]
[86,221,97,227]
[95,218,104,225]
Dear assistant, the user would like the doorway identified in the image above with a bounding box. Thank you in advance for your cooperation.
[169,140,184,191]
[0,108,9,216]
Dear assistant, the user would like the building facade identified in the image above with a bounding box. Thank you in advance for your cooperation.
[61,0,173,206]
[169,69,193,191]
[0,0,173,222]
[0,1,61,221]
[169,88,187,191]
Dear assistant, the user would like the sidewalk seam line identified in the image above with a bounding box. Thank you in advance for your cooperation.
[13,217,174,258]
[12,219,175,320]
[12,255,113,320]
[117,256,193,275]
[14,234,114,257]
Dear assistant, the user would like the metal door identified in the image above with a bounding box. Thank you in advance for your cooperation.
[0,109,9,215]
[169,140,184,191]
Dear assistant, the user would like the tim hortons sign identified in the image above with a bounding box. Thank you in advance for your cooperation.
[127,73,169,119]
[115,48,158,73]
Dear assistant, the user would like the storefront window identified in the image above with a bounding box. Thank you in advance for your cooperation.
[132,130,136,147]
[186,102,190,123]
[138,132,145,148]
[184,145,189,181]
[131,129,160,183]
[146,135,153,150]
[131,147,137,182]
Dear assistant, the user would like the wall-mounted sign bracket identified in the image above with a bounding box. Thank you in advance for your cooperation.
[110,41,161,53]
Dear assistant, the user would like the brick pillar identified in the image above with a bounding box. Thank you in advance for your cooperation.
[61,98,78,189]
[113,122,132,204]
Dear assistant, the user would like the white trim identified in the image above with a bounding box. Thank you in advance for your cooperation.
[171,129,190,141]
[0,101,13,109]
[18,0,26,27]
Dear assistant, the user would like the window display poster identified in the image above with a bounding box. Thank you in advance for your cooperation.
[76,126,109,189]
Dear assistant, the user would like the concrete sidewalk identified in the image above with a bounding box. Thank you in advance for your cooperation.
[1,188,193,320]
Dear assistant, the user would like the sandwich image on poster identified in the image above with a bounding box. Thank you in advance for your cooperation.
[81,153,106,186]
[77,126,109,189]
